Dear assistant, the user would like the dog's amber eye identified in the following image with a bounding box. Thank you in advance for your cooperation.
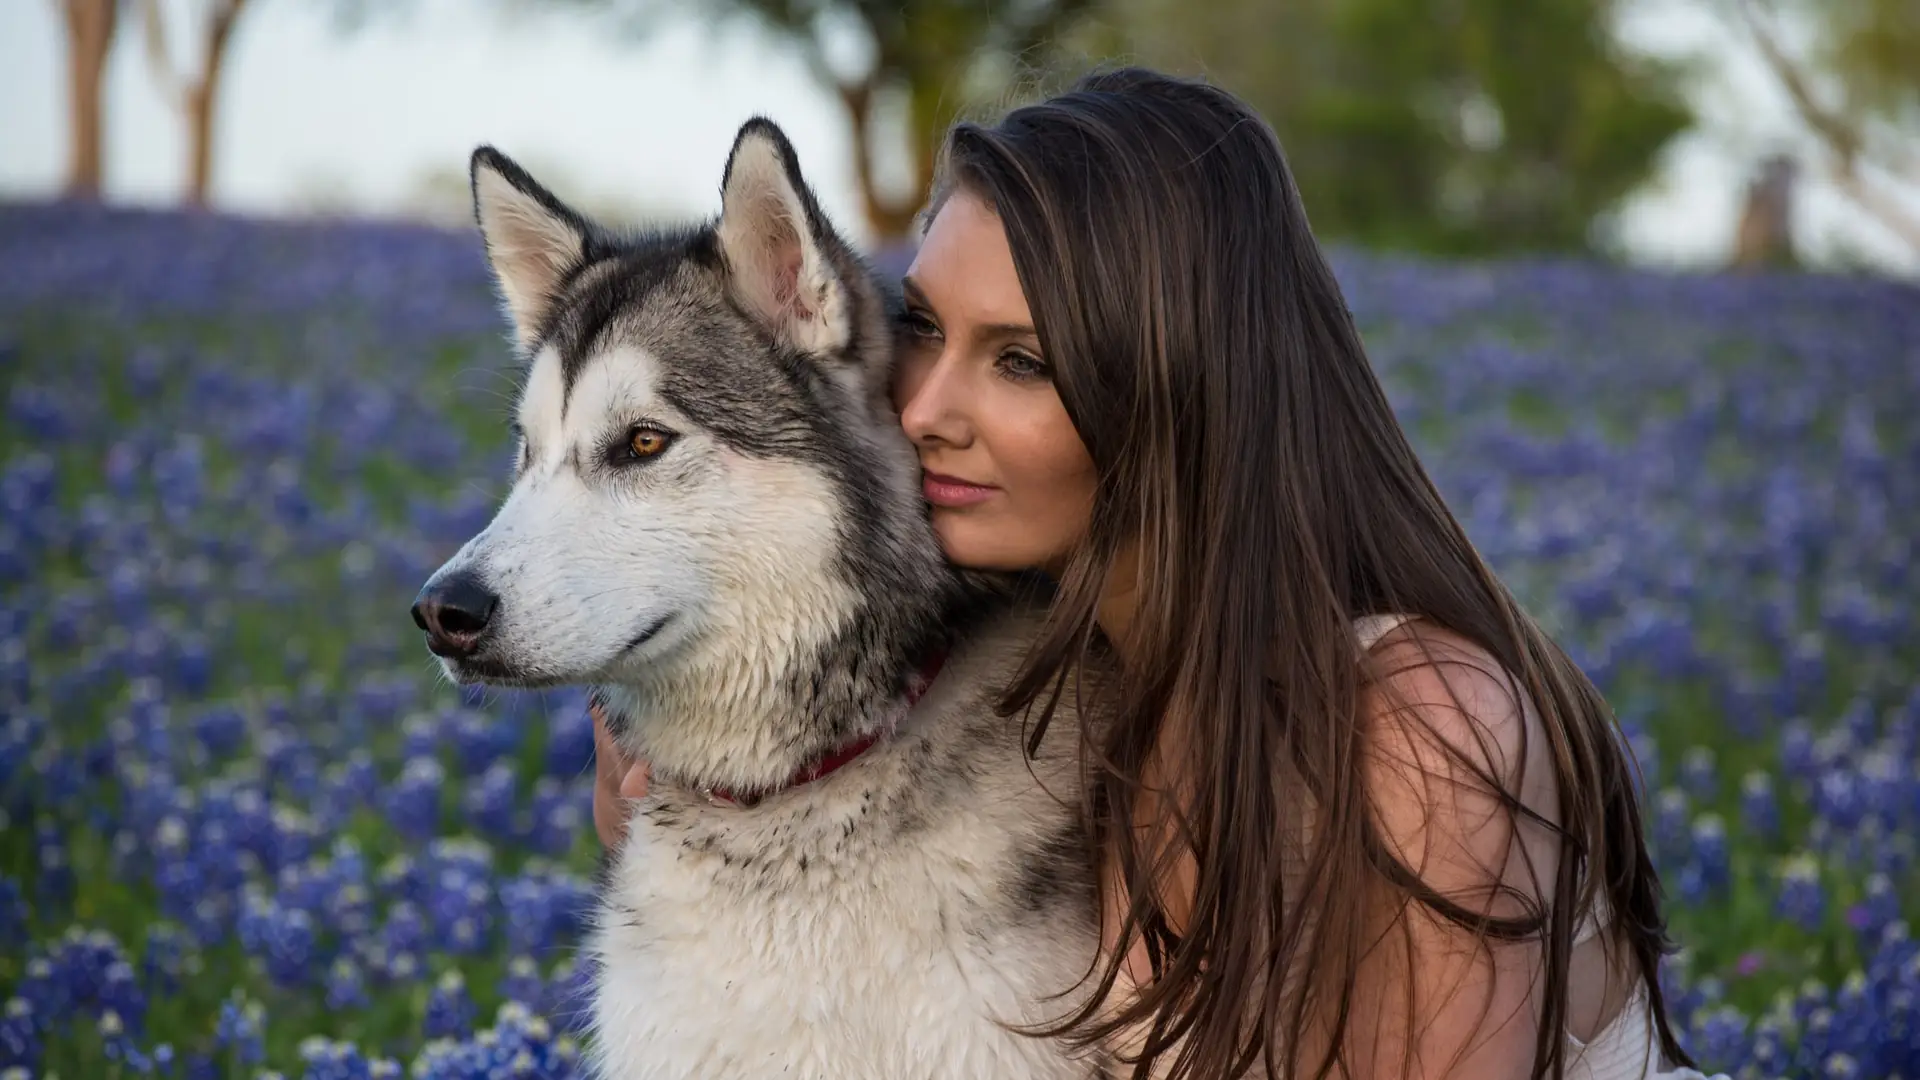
[628,427,673,459]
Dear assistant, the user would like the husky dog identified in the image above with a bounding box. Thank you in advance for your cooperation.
[411,119,1112,1079]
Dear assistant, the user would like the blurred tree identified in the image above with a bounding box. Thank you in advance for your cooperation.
[321,0,1687,255]
[52,0,124,198]
[1722,0,1919,256]
[138,0,255,207]
[528,0,1101,242]
[1101,0,1695,256]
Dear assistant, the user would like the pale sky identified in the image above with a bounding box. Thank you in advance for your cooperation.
[1,0,1912,275]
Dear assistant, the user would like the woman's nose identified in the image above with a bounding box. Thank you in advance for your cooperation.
[897,353,968,447]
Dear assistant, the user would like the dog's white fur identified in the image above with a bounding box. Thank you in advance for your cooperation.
[593,614,1104,1079]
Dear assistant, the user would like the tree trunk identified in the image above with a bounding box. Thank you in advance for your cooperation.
[183,0,250,207]
[184,83,214,206]
[1731,153,1798,271]
[58,0,120,199]
[836,77,929,244]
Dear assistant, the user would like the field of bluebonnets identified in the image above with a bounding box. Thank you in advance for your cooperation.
[0,196,1916,1079]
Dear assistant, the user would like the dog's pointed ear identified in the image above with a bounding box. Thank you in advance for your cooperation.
[715,119,852,355]
[471,146,590,351]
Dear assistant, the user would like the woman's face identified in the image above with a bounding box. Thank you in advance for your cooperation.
[891,190,1098,575]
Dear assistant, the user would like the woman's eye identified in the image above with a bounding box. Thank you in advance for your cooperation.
[625,426,674,460]
[997,351,1050,381]
[898,310,941,340]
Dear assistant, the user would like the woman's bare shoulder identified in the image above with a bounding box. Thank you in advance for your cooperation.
[1356,618,1563,912]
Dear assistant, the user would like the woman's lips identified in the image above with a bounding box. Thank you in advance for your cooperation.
[922,471,998,508]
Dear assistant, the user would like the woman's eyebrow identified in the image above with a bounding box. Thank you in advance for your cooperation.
[901,276,1038,340]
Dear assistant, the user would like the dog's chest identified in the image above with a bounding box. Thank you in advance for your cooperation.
[587,753,1104,1080]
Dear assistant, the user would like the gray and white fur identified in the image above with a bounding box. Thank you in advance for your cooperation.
[413,119,1113,1079]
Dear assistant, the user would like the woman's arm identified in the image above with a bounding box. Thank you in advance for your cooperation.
[591,701,652,849]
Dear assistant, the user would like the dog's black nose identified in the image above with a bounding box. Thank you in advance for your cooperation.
[411,573,498,658]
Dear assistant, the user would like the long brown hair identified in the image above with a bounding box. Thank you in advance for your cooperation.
[929,68,1690,1080]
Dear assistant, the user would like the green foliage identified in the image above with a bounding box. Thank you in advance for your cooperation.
[540,0,1102,238]
[1106,0,1696,256]
[395,0,1698,254]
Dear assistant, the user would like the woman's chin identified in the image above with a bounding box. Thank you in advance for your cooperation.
[931,514,1044,573]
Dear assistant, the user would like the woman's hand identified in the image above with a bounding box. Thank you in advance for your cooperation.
[592,700,651,850]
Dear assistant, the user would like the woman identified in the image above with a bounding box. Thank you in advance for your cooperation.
[592,68,1705,1080]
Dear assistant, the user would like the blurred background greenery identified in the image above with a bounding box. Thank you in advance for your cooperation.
[14,0,1919,269]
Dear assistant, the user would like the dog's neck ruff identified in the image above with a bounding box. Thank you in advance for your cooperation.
[699,647,949,808]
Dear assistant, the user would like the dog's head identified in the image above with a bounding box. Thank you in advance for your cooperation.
[412,121,950,761]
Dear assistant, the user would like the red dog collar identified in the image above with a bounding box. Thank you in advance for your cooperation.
[701,648,948,807]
